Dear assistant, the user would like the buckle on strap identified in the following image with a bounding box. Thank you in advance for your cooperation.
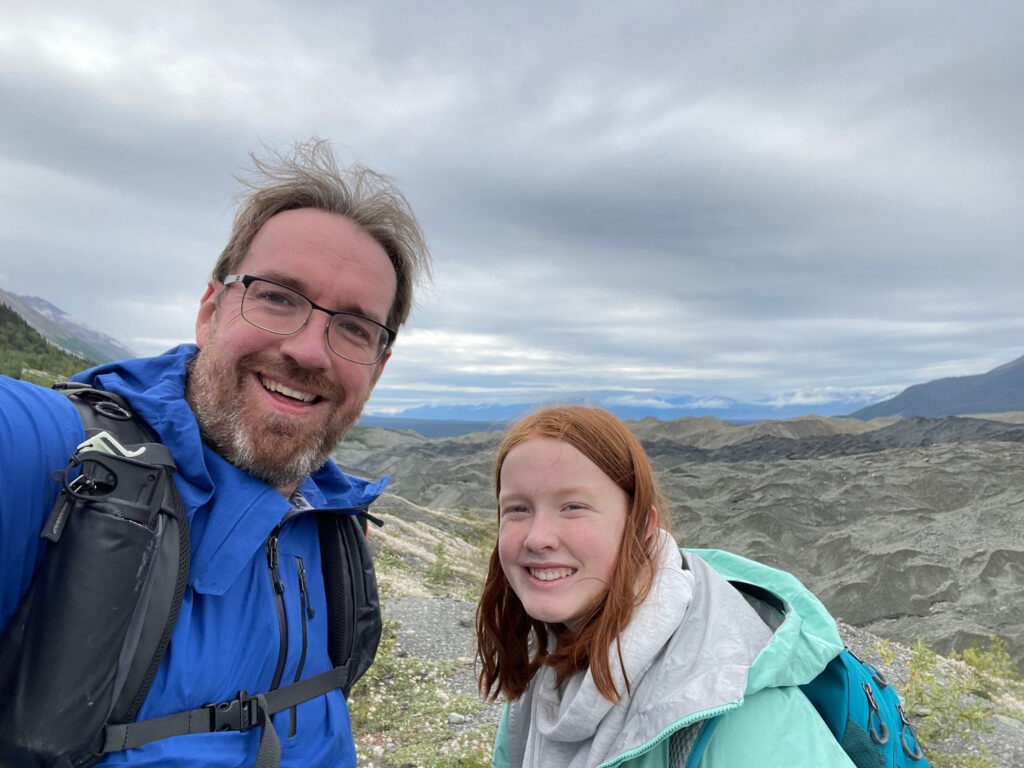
[207,690,260,733]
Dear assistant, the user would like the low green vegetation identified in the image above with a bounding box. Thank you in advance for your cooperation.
[349,620,496,768]
[369,505,493,602]
[905,639,993,763]
[352,505,499,767]
[425,541,454,587]
[876,634,1022,768]
[0,303,95,383]
[953,636,1021,686]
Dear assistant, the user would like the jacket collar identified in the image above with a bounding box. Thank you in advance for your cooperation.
[505,538,776,768]
[74,344,388,594]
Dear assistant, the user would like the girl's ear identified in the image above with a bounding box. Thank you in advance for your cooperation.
[645,506,660,540]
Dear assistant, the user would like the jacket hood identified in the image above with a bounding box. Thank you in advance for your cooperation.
[498,547,845,768]
[685,549,844,696]
[72,344,388,594]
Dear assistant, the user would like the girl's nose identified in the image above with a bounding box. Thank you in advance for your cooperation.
[522,513,558,552]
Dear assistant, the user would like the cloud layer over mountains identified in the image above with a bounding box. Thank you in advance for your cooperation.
[2,3,1023,417]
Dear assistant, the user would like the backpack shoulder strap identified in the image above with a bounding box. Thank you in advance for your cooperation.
[0,384,189,768]
[681,715,722,768]
[101,510,382,766]
[317,510,383,697]
[56,382,157,443]
[800,648,929,768]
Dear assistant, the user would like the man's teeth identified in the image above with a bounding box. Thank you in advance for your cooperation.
[261,377,317,403]
[530,567,575,581]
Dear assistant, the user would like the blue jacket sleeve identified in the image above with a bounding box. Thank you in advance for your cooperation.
[0,376,84,629]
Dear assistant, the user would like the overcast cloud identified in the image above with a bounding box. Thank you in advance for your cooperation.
[2,2,1021,416]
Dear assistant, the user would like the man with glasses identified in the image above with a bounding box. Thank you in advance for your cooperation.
[0,139,430,767]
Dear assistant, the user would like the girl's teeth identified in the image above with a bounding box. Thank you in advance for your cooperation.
[530,567,575,581]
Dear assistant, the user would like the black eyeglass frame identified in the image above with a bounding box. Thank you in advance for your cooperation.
[222,274,397,365]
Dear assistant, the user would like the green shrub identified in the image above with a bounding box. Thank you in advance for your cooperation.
[904,639,993,747]
[953,636,1020,682]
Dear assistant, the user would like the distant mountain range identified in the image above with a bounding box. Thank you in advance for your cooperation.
[0,288,135,363]
[369,355,1024,430]
[850,353,1024,419]
[378,392,877,426]
[368,353,1024,429]
[4,285,1022,424]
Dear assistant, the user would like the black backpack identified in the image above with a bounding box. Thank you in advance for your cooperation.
[0,384,382,768]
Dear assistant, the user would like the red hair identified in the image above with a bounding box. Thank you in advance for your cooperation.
[475,406,672,703]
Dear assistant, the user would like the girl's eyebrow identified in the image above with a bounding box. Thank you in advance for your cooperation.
[500,486,597,501]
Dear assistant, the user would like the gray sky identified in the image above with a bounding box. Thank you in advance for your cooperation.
[2,2,1022,416]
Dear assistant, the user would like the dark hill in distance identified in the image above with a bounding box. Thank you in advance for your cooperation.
[0,303,97,382]
[852,353,1024,419]
[0,287,135,364]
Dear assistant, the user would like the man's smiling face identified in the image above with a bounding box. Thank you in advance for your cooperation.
[187,208,397,492]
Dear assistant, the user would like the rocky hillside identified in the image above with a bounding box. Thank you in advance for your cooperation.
[0,288,135,363]
[335,412,1024,674]
[350,482,1024,767]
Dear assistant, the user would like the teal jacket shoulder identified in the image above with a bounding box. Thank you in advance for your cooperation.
[490,548,855,768]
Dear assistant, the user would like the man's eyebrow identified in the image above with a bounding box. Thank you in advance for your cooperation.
[255,270,388,324]
[257,270,307,293]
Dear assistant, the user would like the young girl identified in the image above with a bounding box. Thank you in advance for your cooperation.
[476,406,856,768]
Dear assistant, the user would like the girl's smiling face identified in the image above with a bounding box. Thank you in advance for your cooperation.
[497,436,629,631]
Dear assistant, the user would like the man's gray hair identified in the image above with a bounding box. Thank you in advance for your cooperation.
[213,138,431,331]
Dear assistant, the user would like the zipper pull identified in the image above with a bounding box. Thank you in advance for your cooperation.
[297,557,315,619]
[267,532,285,595]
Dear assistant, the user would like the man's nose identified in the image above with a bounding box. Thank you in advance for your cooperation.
[278,310,333,370]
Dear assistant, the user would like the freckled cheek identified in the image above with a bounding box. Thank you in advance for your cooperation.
[569,530,622,578]
[496,526,523,573]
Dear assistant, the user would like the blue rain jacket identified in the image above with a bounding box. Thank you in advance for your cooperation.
[0,345,387,767]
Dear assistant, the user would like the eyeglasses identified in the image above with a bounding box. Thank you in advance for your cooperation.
[222,274,396,365]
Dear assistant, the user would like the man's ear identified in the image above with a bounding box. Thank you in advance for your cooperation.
[370,346,392,387]
[195,281,220,349]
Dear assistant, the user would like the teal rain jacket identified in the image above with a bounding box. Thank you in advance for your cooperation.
[491,549,856,768]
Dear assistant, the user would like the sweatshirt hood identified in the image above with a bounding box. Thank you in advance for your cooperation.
[501,547,845,768]
[508,535,777,768]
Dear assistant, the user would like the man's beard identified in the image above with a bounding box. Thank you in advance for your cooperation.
[186,344,364,490]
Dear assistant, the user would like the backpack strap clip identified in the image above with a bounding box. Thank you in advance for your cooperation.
[208,690,260,733]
